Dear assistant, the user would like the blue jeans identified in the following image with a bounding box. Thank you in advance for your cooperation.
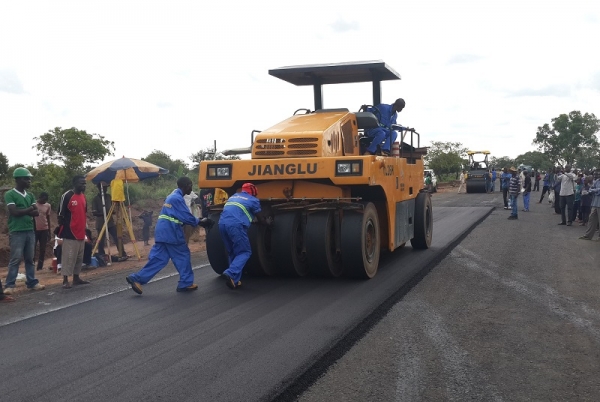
[510,195,518,217]
[523,192,530,211]
[6,230,39,288]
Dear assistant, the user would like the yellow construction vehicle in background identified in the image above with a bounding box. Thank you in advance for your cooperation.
[199,61,432,279]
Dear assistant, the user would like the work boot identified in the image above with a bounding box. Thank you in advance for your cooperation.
[126,276,142,295]
[176,284,199,292]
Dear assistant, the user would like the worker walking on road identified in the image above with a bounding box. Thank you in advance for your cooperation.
[219,183,265,290]
[579,171,600,241]
[125,177,213,295]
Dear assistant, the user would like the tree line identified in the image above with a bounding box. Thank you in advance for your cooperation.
[1,110,598,204]
[424,110,600,180]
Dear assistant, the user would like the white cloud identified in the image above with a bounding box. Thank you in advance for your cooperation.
[330,18,360,33]
[0,69,25,94]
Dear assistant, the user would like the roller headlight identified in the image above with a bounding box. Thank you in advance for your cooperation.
[206,164,232,180]
[335,160,362,176]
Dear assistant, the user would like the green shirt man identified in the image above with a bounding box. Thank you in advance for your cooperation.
[4,189,36,233]
[3,167,45,293]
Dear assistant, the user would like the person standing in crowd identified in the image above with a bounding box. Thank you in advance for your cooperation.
[425,172,433,193]
[553,166,562,215]
[538,171,552,203]
[518,168,525,189]
[579,171,600,240]
[92,182,124,258]
[58,176,91,289]
[33,192,51,271]
[219,183,267,290]
[364,98,405,156]
[457,170,466,194]
[125,177,213,295]
[501,167,512,209]
[3,168,45,295]
[491,168,497,192]
[53,226,63,273]
[556,165,577,226]
[522,171,532,212]
[580,175,593,226]
[508,167,521,220]
[534,170,541,191]
[572,177,583,224]
[139,210,153,246]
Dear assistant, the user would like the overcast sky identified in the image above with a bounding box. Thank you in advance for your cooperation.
[1,0,599,169]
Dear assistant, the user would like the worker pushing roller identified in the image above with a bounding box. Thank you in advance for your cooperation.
[125,177,213,295]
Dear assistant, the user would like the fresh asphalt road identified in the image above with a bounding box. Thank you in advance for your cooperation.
[1,196,492,402]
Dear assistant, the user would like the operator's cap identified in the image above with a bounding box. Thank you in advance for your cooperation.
[241,182,257,197]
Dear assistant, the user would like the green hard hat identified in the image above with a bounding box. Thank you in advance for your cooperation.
[13,167,33,178]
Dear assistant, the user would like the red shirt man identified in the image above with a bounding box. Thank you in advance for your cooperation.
[57,176,90,288]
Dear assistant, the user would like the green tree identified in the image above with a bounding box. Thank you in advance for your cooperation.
[514,151,553,172]
[424,141,468,179]
[573,147,600,171]
[142,150,189,176]
[533,111,600,166]
[189,147,241,172]
[0,152,8,180]
[27,163,69,208]
[490,156,514,170]
[33,127,115,177]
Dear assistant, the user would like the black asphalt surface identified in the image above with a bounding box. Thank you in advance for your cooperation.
[300,190,600,401]
[0,198,491,402]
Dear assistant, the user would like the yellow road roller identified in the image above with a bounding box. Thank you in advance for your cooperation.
[199,61,432,279]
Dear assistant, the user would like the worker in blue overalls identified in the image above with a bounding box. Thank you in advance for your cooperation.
[219,183,265,290]
[364,98,406,156]
[125,177,212,295]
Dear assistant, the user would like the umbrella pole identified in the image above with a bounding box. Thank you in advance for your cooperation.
[100,184,112,266]
[119,201,141,260]
[125,178,134,229]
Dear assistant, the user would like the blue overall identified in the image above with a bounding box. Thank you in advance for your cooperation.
[129,188,200,289]
[365,103,402,153]
[219,192,261,283]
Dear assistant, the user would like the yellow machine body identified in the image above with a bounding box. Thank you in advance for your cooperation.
[200,109,425,251]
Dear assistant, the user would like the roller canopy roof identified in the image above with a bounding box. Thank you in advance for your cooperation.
[269,60,401,85]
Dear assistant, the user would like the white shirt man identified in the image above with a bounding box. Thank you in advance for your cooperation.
[556,166,577,225]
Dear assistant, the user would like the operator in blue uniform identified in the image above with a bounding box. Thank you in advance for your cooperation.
[219,182,266,289]
[125,177,213,295]
[364,98,406,156]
